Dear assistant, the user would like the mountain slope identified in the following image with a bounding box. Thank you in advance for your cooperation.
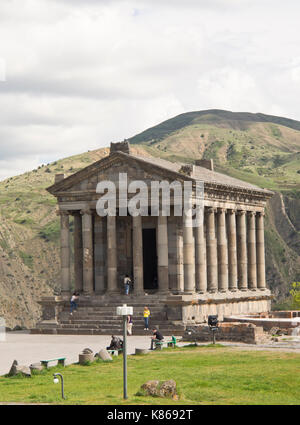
[0,110,299,328]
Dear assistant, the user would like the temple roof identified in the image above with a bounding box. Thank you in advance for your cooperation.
[130,153,268,192]
[47,148,273,198]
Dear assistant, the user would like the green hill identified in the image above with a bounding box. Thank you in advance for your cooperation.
[0,110,299,327]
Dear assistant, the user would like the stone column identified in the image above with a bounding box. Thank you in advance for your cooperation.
[217,208,228,292]
[157,215,169,293]
[247,211,257,290]
[107,214,118,293]
[227,209,238,291]
[237,210,247,291]
[168,218,184,293]
[94,215,106,294]
[206,207,218,292]
[256,211,266,290]
[73,212,83,293]
[183,209,195,293]
[58,210,71,295]
[81,209,94,295]
[132,215,144,294]
[195,208,206,293]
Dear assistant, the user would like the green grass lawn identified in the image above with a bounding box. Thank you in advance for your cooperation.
[0,345,299,405]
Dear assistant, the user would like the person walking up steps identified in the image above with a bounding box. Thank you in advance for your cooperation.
[70,292,79,315]
[124,274,132,295]
[143,306,150,330]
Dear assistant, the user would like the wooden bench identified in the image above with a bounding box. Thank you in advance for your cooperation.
[155,336,178,350]
[107,349,123,356]
[40,357,66,368]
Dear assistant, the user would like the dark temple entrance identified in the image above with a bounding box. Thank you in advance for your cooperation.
[142,228,158,290]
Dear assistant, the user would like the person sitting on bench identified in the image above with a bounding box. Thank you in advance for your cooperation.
[106,335,123,351]
[150,328,164,350]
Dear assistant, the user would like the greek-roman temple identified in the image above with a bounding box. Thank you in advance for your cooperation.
[34,142,273,335]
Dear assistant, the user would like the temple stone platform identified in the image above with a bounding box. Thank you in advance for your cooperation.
[32,290,272,336]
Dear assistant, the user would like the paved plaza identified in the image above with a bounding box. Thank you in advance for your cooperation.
[0,331,163,376]
[1,331,299,377]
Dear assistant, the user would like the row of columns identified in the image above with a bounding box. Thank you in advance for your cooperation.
[58,207,266,296]
[194,208,266,294]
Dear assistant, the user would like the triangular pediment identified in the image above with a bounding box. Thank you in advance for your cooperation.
[47,151,190,196]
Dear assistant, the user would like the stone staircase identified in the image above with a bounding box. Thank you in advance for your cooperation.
[33,295,185,336]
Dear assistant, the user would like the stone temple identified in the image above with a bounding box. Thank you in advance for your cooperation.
[33,141,273,335]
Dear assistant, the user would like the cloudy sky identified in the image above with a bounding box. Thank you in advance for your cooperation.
[0,0,300,180]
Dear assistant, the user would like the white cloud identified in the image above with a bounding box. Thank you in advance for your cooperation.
[0,0,300,179]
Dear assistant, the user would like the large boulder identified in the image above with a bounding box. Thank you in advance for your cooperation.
[159,380,177,398]
[8,360,31,377]
[140,380,177,399]
[141,380,160,396]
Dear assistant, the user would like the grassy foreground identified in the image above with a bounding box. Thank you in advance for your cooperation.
[0,345,299,405]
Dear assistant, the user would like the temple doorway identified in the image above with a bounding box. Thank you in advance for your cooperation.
[142,228,158,290]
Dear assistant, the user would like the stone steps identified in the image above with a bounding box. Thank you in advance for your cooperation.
[33,297,185,336]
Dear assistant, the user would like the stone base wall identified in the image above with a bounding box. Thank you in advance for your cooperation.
[165,290,272,323]
[182,322,268,344]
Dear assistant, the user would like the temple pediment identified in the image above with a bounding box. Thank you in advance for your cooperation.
[47,151,192,196]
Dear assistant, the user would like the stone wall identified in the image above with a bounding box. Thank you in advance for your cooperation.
[182,322,268,344]
[165,293,272,323]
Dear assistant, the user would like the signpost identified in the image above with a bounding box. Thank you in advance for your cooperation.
[116,304,133,399]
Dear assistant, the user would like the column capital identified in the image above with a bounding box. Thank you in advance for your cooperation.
[217,207,226,214]
[247,211,256,217]
[257,211,265,217]
[237,210,246,216]
[206,207,217,214]
[228,208,236,215]
[80,208,93,216]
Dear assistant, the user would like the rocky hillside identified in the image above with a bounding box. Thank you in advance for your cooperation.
[0,109,299,328]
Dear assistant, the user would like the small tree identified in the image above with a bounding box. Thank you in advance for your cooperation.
[289,282,300,309]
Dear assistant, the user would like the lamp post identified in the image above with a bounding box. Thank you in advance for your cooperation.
[116,303,133,400]
[208,315,219,344]
[53,373,65,399]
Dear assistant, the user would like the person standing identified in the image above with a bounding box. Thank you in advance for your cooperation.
[70,292,79,315]
[124,274,132,295]
[127,315,133,336]
[143,306,150,330]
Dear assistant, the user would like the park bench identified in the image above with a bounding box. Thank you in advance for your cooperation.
[40,357,66,368]
[155,336,179,350]
[107,348,123,356]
